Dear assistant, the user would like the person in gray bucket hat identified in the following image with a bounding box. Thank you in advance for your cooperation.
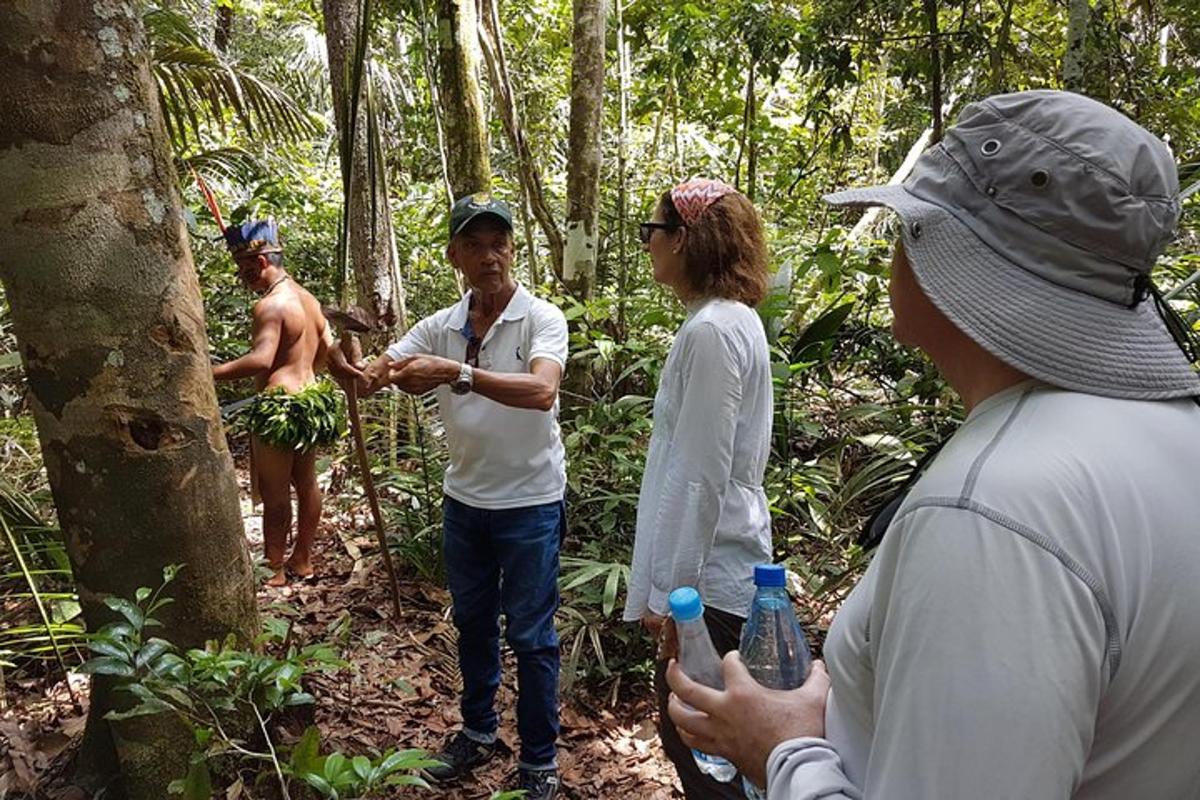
[664,90,1200,799]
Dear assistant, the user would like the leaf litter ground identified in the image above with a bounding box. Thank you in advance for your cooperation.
[1,458,683,799]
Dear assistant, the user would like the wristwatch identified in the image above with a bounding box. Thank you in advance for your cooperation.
[450,361,474,395]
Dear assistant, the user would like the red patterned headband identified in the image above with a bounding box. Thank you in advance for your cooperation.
[670,178,737,226]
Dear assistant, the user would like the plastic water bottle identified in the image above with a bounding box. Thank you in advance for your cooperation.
[739,564,813,799]
[669,586,738,784]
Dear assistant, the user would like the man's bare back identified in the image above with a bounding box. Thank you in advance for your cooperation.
[252,278,330,393]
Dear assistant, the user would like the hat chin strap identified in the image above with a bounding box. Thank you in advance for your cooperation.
[1143,280,1200,407]
[1147,280,1200,364]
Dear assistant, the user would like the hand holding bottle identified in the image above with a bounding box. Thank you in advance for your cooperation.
[666,652,831,790]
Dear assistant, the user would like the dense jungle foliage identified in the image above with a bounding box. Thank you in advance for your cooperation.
[2,0,1199,793]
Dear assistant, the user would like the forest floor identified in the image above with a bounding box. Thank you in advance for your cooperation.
[0,457,683,799]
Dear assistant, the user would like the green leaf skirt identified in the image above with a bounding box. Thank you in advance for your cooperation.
[239,380,346,452]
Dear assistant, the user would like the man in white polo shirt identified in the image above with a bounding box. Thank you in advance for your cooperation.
[361,192,567,800]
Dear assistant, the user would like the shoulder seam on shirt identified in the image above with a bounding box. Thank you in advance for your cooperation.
[960,386,1035,500]
[893,496,1122,681]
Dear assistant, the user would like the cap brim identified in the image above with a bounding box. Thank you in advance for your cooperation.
[825,186,1200,399]
[451,210,513,238]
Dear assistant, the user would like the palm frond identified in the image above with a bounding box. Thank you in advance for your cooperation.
[145,8,322,148]
[1,513,78,699]
[176,146,266,185]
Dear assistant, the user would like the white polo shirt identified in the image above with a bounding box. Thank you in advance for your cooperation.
[385,284,568,510]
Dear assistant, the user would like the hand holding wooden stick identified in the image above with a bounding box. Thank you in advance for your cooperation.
[323,306,403,623]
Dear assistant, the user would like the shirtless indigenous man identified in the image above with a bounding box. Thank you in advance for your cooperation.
[212,219,361,587]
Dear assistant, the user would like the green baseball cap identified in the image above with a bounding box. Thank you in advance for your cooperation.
[449,191,513,238]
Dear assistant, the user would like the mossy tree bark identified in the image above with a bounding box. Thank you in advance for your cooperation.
[323,0,408,345]
[436,0,491,198]
[565,0,607,300]
[0,2,258,796]
[1062,0,1092,93]
[478,0,564,280]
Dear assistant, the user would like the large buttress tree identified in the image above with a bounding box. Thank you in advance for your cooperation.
[323,0,408,341]
[0,3,257,796]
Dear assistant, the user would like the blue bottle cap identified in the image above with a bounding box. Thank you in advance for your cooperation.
[753,564,787,587]
[668,587,704,622]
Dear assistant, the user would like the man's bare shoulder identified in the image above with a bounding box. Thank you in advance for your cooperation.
[252,284,307,320]
[290,282,329,327]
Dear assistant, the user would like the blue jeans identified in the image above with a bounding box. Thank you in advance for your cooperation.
[443,496,563,768]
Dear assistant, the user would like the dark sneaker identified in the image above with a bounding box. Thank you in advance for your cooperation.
[515,766,560,800]
[422,731,502,782]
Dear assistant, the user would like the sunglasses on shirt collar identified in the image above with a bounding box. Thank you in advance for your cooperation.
[464,334,482,368]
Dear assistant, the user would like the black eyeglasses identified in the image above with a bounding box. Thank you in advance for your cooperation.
[638,222,683,244]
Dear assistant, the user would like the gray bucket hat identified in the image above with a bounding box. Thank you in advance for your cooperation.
[825,89,1200,399]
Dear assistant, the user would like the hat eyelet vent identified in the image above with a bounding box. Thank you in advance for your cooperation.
[980,139,1002,157]
[1030,169,1050,188]
[910,222,923,239]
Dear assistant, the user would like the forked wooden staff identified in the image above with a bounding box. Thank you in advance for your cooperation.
[323,305,403,623]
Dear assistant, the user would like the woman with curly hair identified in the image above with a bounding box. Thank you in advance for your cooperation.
[622,178,774,799]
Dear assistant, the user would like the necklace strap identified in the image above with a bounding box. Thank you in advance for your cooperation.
[262,274,289,295]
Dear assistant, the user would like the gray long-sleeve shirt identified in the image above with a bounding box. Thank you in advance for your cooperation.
[768,382,1200,799]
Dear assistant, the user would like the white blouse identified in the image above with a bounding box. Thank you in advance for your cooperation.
[622,298,774,621]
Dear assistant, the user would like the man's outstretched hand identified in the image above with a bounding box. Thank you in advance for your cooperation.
[326,343,366,391]
[357,354,410,396]
[388,355,459,395]
[667,652,831,788]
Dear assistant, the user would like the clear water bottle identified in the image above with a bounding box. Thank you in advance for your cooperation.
[668,586,738,784]
[738,564,813,799]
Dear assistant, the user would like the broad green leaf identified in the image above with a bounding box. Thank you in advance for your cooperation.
[78,656,135,677]
[289,725,323,775]
[176,758,212,800]
[106,698,172,720]
[602,565,621,617]
[136,638,172,669]
[324,752,347,781]
[303,773,336,798]
[103,597,145,629]
[88,638,134,661]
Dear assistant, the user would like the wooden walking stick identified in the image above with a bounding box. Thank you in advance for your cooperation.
[324,306,403,623]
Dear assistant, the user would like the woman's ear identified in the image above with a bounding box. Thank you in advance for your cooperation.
[672,227,687,254]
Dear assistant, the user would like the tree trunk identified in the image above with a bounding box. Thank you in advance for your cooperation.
[989,0,1014,93]
[519,188,541,286]
[1063,0,1092,93]
[565,0,607,300]
[417,0,454,206]
[323,0,408,343]
[479,0,564,279]
[615,0,629,334]
[923,0,943,143]
[435,0,491,198]
[0,4,258,797]
[214,3,234,52]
